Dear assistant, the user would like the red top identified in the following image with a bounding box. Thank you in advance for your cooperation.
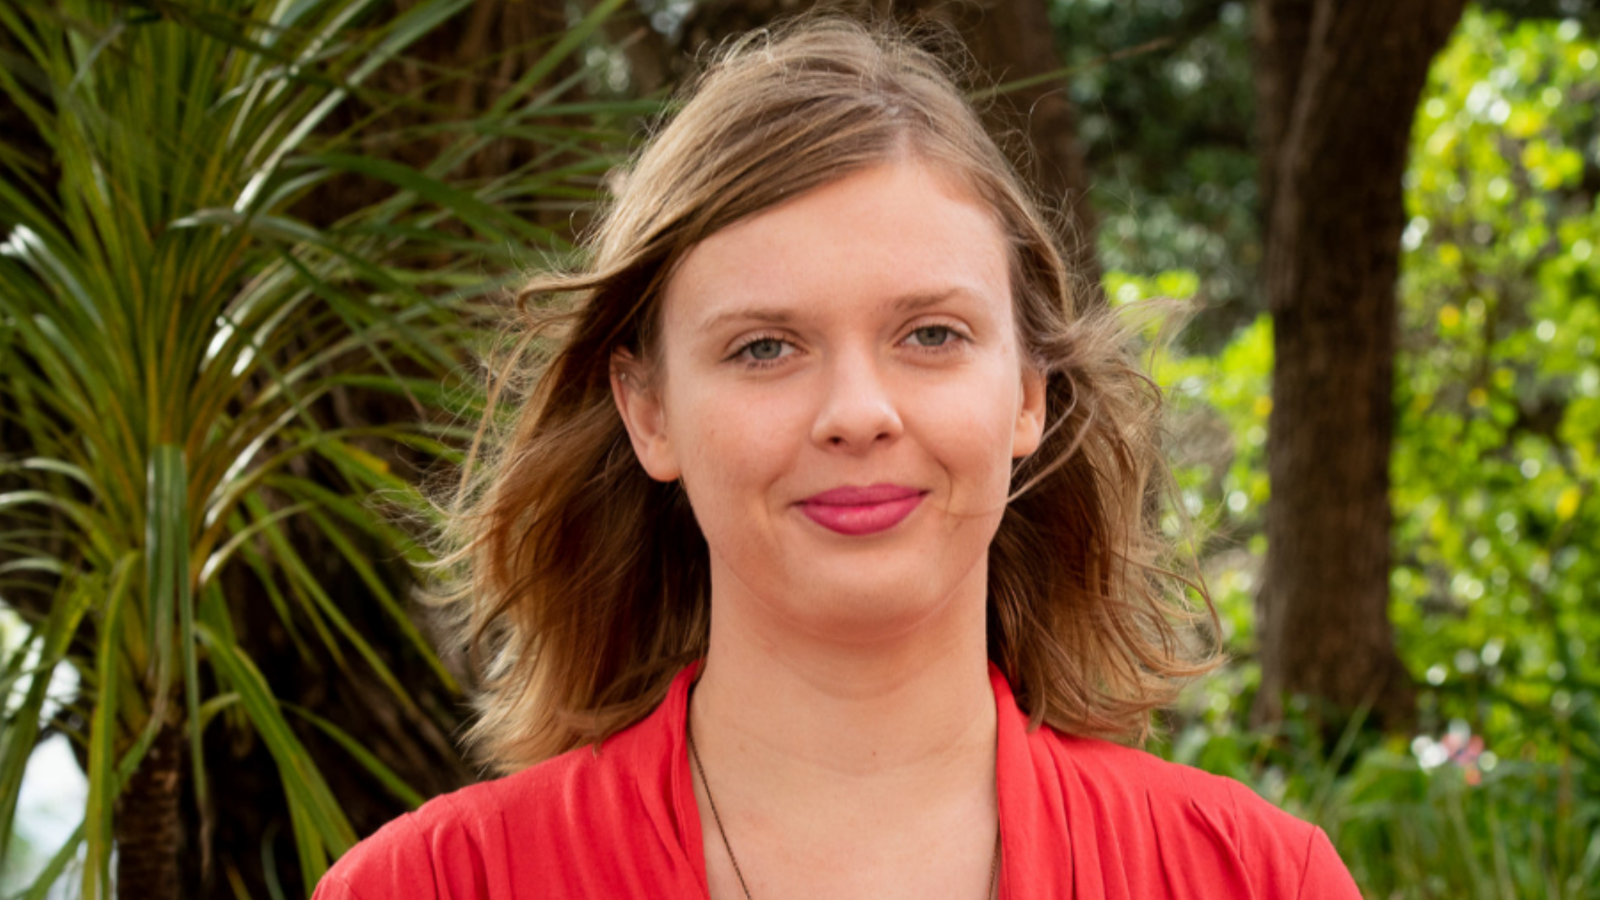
[314,663,1361,899]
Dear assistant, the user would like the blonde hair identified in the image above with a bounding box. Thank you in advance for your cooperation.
[431,16,1220,774]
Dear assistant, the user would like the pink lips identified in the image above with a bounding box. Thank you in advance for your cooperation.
[799,483,926,536]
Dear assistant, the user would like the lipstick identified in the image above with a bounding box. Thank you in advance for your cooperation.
[799,484,925,536]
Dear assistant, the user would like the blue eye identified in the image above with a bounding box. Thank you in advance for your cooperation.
[732,335,794,368]
[746,338,786,360]
[907,325,956,347]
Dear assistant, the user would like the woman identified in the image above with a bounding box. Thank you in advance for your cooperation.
[315,17,1360,900]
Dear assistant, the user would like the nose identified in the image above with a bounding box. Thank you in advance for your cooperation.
[810,347,903,451]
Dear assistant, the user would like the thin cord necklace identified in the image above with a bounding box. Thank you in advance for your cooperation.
[686,721,1001,900]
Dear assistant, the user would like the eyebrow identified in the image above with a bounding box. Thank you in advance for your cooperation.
[697,288,967,332]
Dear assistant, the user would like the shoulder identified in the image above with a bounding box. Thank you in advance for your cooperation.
[313,721,677,899]
[1030,728,1360,899]
[1039,729,1281,822]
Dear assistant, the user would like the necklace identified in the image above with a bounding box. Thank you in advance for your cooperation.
[686,722,1001,900]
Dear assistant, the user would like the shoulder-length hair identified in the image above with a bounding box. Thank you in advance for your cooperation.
[430,16,1219,774]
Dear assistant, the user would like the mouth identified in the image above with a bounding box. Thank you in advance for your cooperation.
[798,483,926,536]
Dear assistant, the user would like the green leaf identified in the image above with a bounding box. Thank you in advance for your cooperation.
[15,819,86,900]
[201,628,357,861]
[294,153,551,246]
[0,574,95,860]
[283,703,427,808]
[83,555,136,899]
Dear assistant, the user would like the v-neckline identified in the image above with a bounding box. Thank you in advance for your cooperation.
[664,660,1034,899]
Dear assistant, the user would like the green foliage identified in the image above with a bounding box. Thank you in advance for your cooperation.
[1393,7,1600,775]
[1052,0,1260,349]
[0,0,628,893]
[1156,715,1600,898]
[1137,5,1600,896]
[1156,312,1271,645]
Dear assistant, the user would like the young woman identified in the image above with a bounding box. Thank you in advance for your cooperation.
[314,17,1361,900]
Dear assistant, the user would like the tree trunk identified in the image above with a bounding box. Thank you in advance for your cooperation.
[117,722,182,900]
[1254,0,1466,730]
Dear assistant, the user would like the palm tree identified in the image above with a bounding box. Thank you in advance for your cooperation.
[0,0,631,895]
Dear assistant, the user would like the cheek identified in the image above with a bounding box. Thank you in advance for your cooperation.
[667,383,805,516]
[916,368,1022,489]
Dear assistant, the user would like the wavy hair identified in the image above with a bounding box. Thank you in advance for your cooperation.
[428,16,1220,774]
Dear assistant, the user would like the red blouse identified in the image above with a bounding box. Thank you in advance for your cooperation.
[313,663,1361,899]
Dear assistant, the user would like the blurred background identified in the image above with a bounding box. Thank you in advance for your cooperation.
[0,0,1595,896]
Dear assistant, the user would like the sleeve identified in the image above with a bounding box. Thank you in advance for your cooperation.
[1294,826,1363,900]
[1203,775,1363,900]
[310,813,440,900]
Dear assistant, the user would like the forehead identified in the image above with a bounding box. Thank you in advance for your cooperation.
[660,160,1012,333]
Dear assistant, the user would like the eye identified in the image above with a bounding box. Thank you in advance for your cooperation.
[746,338,787,360]
[905,325,960,348]
[730,334,796,368]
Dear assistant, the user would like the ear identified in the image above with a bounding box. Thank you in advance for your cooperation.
[1012,363,1047,459]
[610,349,682,482]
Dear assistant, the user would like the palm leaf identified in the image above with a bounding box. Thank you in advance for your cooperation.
[0,0,636,893]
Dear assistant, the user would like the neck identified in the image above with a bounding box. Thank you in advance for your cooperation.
[686,561,1001,900]
[690,561,997,793]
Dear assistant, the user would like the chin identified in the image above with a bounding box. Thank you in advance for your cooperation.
[769,565,983,645]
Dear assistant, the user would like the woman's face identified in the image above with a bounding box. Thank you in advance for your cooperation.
[613,159,1046,644]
